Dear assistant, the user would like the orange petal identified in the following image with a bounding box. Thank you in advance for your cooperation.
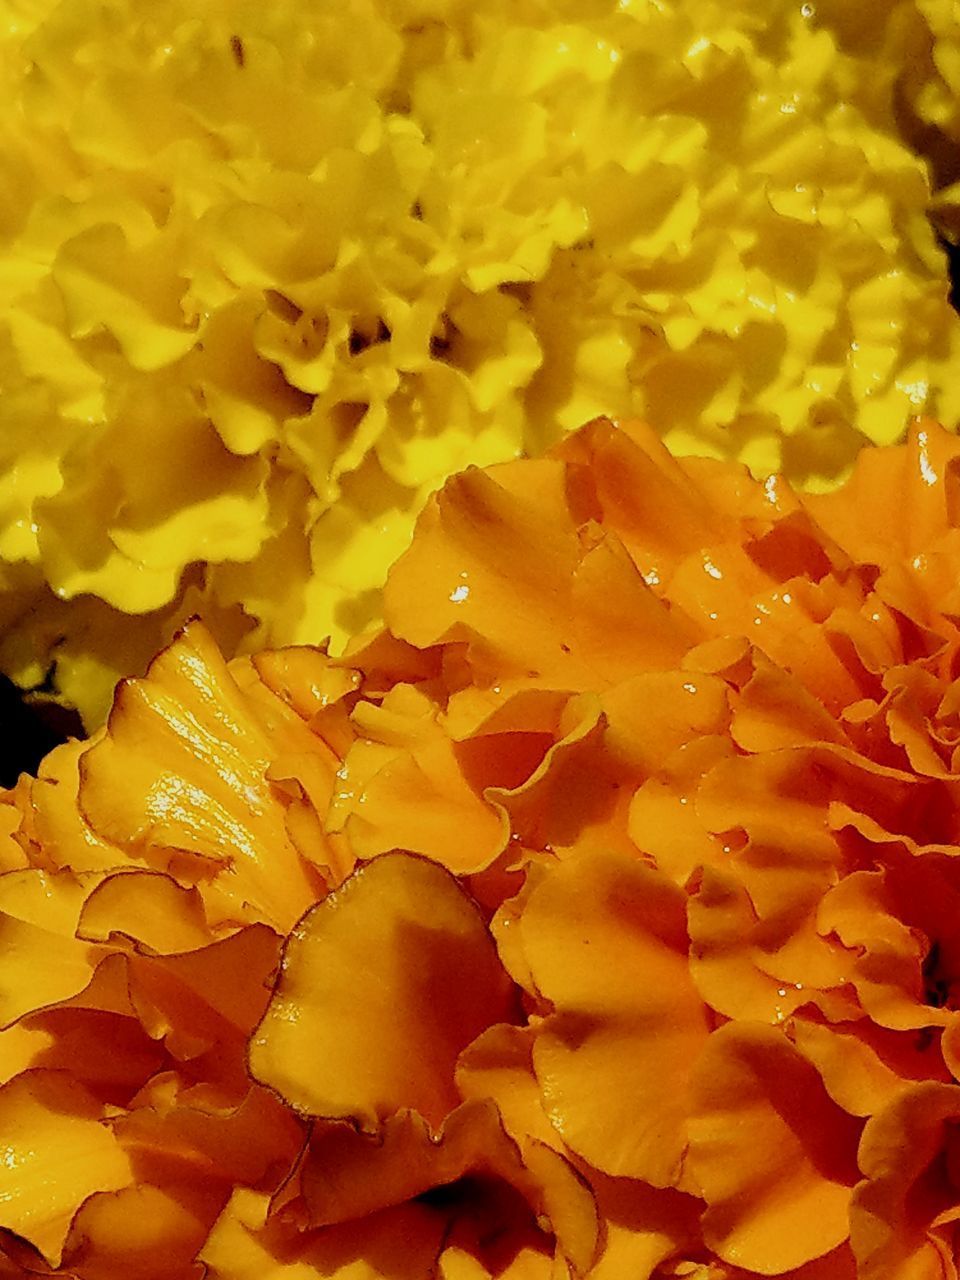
[10,1007,164,1105]
[485,693,636,859]
[687,1022,861,1273]
[78,622,322,931]
[0,793,29,874]
[250,852,517,1129]
[125,922,281,1072]
[246,647,361,724]
[803,421,960,571]
[201,1188,445,1280]
[792,1014,951,1119]
[0,1069,132,1265]
[519,848,710,1187]
[0,891,99,1029]
[77,870,212,954]
[333,685,508,874]
[851,1081,960,1280]
[299,1100,529,1228]
[62,1183,212,1280]
[687,864,812,1025]
[456,1024,559,1151]
[731,653,849,752]
[384,458,582,674]
[455,1026,599,1272]
[437,1237,558,1280]
[627,774,730,889]
[31,741,133,876]
[385,454,692,691]
[816,869,947,1032]
[117,1078,304,1190]
[584,1173,702,1280]
[552,417,741,579]
[522,1139,598,1275]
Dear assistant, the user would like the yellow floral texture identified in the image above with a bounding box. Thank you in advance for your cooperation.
[0,0,958,724]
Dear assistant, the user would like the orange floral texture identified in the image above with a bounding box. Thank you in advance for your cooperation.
[4,418,960,1277]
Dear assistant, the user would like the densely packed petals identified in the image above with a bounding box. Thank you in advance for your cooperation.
[8,418,960,1273]
[0,0,958,722]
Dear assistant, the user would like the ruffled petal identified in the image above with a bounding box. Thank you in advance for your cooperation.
[0,1069,132,1265]
[519,848,710,1187]
[250,852,516,1129]
[687,1023,862,1273]
[77,622,325,930]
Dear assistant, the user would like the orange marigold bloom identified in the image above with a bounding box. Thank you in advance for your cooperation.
[7,418,960,1276]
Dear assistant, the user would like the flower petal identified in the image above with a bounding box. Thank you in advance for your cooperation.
[250,852,516,1129]
[0,1069,131,1265]
[520,848,710,1187]
[687,1022,862,1273]
[78,622,322,930]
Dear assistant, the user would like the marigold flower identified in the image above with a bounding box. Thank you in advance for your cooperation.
[0,0,958,724]
[6,418,960,1275]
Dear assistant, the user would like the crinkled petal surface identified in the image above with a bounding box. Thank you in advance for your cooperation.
[0,0,958,722]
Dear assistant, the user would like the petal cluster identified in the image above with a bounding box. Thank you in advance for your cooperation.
[4,418,960,1275]
[0,0,957,722]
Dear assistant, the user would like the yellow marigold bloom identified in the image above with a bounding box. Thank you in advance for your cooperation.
[0,0,958,725]
[7,420,960,1275]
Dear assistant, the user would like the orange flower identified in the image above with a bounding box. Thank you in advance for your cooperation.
[6,418,960,1275]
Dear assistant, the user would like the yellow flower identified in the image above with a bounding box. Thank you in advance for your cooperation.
[0,0,957,724]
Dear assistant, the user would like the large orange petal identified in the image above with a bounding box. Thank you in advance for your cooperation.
[250,852,517,1129]
[0,1069,132,1265]
[78,622,322,931]
[519,849,710,1187]
[851,1081,960,1280]
[687,1022,862,1274]
[61,1184,211,1280]
[385,455,693,691]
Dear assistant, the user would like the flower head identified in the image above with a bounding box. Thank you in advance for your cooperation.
[4,418,960,1274]
[0,0,957,723]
